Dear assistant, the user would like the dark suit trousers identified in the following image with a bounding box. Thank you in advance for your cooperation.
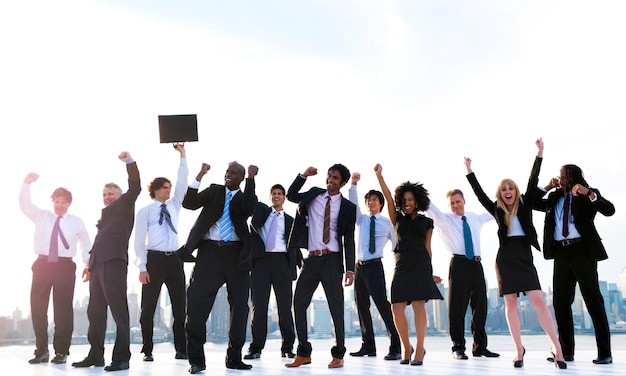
[140,252,186,355]
[353,259,400,354]
[87,259,131,362]
[552,243,611,358]
[30,257,76,356]
[185,241,250,366]
[448,256,488,353]
[248,252,295,354]
[293,252,345,359]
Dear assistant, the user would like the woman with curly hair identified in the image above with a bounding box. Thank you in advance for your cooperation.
[375,164,443,366]
[464,138,566,370]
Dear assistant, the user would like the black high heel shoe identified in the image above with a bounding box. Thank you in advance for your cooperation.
[400,347,414,365]
[513,347,525,368]
[550,351,567,369]
[411,349,426,366]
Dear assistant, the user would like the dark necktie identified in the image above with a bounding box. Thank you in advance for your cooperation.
[265,212,280,250]
[323,196,331,244]
[49,216,69,263]
[462,215,474,260]
[369,216,376,254]
[220,191,233,241]
[562,193,570,238]
[159,203,177,234]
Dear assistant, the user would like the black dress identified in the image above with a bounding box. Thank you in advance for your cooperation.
[390,212,444,304]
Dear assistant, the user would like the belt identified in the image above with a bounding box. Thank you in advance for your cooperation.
[554,238,583,247]
[205,240,243,247]
[453,254,481,262]
[38,255,72,262]
[308,249,334,257]
[358,257,382,265]
[147,250,177,256]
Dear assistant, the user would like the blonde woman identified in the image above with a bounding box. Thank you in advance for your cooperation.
[464,138,566,370]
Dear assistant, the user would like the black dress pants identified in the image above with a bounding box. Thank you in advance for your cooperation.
[447,255,488,353]
[140,251,187,355]
[30,257,76,356]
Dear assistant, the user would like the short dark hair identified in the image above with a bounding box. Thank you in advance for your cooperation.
[270,184,286,195]
[364,189,385,209]
[148,177,171,199]
[328,163,350,184]
[51,187,72,204]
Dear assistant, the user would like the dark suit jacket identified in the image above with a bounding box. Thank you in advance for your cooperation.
[89,161,141,267]
[466,156,542,252]
[286,174,356,273]
[180,178,257,271]
[534,186,615,261]
[250,202,302,280]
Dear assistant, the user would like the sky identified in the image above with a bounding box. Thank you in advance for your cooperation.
[1,0,625,318]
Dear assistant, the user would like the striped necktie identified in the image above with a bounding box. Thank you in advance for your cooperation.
[159,203,177,234]
[323,196,331,244]
[265,211,280,251]
[220,191,233,241]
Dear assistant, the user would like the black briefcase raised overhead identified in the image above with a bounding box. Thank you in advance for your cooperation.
[158,114,199,143]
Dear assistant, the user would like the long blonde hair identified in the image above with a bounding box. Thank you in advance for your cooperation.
[495,178,521,229]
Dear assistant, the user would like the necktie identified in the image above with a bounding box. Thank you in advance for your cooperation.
[462,215,474,260]
[265,211,280,251]
[562,193,570,238]
[323,196,331,244]
[159,203,177,234]
[369,216,376,254]
[220,191,233,241]
[49,216,69,263]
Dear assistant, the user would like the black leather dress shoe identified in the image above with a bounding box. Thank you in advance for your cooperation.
[72,356,105,367]
[51,353,67,364]
[384,352,402,360]
[243,350,261,360]
[453,350,468,360]
[143,353,154,361]
[472,349,500,357]
[104,361,129,371]
[188,364,206,374]
[226,360,253,370]
[592,356,613,365]
[349,349,376,357]
[175,352,188,360]
[28,352,49,364]
[281,351,296,358]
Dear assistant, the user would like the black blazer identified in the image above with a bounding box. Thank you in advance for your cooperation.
[286,174,356,273]
[534,187,615,261]
[466,156,542,252]
[89,161,141,267]
[250,202,303,280]
[179,178,257,271]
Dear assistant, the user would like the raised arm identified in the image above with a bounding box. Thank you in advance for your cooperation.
[374,164,396,224]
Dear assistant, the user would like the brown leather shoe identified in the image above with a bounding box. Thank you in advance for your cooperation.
[328,358,344,368]
[285,355,311,368]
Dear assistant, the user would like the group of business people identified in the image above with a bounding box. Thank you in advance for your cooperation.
[20,138,615,373]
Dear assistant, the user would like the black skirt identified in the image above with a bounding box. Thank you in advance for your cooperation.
[495,236,542,296]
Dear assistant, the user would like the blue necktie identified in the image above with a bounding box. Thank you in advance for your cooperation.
[369,216,376,254]
[159,203,177,234]
[462,215,474,260]
[265,211,280,251]
[220,191,233,241]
